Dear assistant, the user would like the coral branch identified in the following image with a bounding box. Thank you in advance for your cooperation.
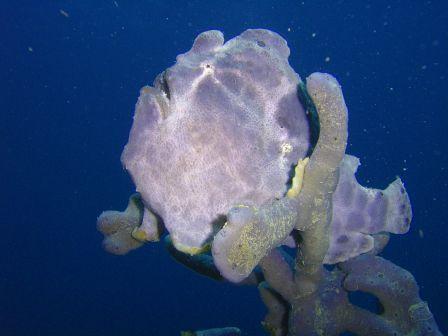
[293,73,348,296]
[258,282,289,336]
[340,255,442,335]
[259,248,295,301]
[285,255,442,335]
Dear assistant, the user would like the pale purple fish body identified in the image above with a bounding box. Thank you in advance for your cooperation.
[121,29,310,252]
[120,29,412,264]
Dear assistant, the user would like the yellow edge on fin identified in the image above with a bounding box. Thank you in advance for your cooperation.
[286,157,309,199]
[131,227,161,243]
[131,228,149,242]
[172,237,211,255]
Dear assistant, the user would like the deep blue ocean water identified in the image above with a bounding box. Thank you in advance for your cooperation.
[1,1,447,335]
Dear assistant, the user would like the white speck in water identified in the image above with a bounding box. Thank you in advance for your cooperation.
[59,9,69,18]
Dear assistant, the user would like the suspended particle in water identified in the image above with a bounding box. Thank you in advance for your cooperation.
[59,9,69,18]
[418,229,424,239]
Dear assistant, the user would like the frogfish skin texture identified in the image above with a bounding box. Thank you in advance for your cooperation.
[121,29,310,253]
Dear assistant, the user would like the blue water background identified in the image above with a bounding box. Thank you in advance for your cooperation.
[1,1,447,335]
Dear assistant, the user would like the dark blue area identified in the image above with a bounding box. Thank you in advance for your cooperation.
[1,1,447,335]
